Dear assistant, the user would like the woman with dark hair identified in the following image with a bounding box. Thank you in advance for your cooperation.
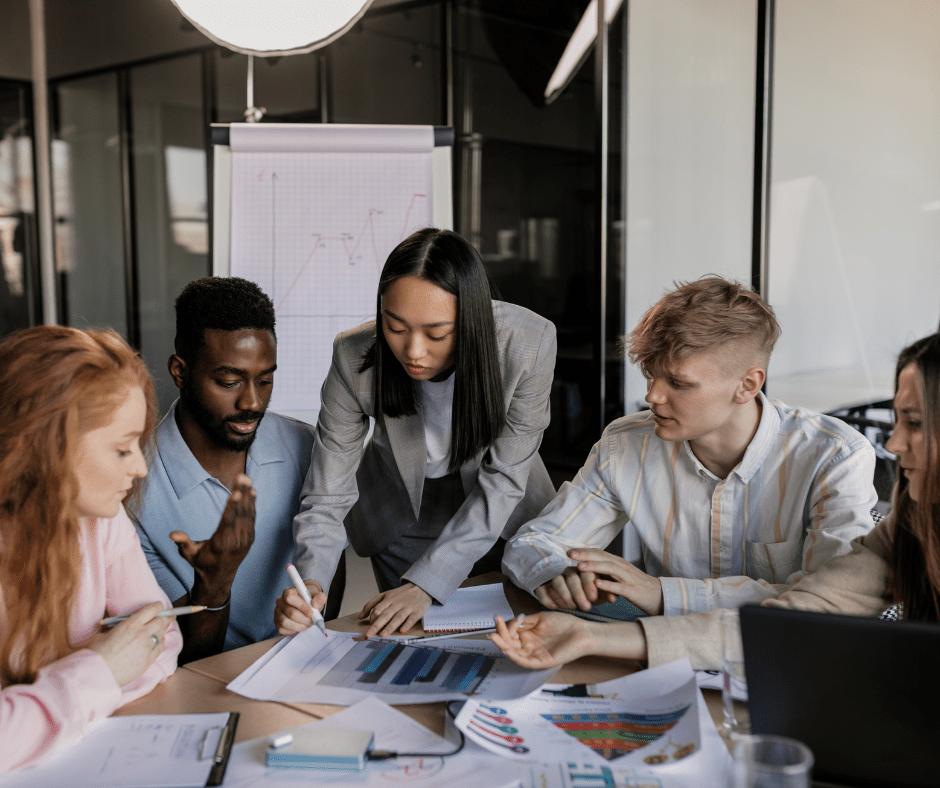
[276,228,557,636]
[489,332,940,671]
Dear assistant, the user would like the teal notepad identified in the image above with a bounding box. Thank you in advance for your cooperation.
[266,728,375,771]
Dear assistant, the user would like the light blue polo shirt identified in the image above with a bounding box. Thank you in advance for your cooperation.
[133,402,315,650]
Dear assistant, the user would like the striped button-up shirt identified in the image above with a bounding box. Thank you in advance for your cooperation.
[502,393,877,614]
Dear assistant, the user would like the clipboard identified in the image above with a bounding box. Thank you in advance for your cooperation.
[206,712,240,786]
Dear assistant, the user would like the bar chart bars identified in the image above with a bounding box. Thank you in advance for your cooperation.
[318,640,495,696]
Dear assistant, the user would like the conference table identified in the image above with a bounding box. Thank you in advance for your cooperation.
[116,574,732,746]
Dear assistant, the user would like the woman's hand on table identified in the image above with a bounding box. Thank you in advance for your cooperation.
[488,612,596,669]
[490,612,650,668]
[359,583,431,637]
[87,602,173,687]
[274,579,327,635]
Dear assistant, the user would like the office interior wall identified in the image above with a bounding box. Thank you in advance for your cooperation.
[767,0,940,407]
[0,0,31,80]
[44,0,204,79]
[623,0,756,413]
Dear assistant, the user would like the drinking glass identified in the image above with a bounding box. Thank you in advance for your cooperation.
[731,734,814,788]
[721,608,750,735]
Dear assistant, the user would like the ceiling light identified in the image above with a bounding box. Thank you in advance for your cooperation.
[169,0,374,56]
[545,0,624,104]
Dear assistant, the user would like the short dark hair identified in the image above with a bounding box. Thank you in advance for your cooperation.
[361,228,504,472]
[174,277,276,363]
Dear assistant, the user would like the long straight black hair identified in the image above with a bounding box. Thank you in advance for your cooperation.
[891,332,940,621]
[360,228,505,472]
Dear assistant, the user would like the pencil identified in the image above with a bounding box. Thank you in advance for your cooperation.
[99,605,207,627]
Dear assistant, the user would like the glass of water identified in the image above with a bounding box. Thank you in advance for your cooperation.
[721,608,749,735]
[731,734,814,787]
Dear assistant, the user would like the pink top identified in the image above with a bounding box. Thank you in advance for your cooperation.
[0,507,182,773]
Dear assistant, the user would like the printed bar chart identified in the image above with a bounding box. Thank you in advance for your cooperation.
[319,640,495,697]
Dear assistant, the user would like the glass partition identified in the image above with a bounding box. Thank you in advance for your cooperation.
[53,72,127,335]
[767,0,940,411]
[623,0,757,412]
[0,80,38,336]
[131,53,208,408]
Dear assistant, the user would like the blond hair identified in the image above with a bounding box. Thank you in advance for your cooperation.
[628,276,780,375]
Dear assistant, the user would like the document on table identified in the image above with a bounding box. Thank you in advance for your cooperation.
[228,628,554,705]
[423,583,514,632]
[516,691,733,787]
[0,713,232,788]
[224,696,522,787]
[457,659,702,769]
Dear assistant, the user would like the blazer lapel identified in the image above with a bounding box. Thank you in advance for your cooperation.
[385,412,426,521]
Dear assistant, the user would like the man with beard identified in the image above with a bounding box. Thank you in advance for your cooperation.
[132,277,343,662]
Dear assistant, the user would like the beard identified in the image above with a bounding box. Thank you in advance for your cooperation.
[180,383,264,452]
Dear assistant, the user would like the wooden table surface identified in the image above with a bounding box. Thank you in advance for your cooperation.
[181,573,733,737]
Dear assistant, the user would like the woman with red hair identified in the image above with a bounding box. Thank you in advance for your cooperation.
[0,326,183,772]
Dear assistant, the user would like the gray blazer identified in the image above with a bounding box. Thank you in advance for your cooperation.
[293,300,557,602]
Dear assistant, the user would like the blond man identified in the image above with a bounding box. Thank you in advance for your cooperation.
[502,276,877,616]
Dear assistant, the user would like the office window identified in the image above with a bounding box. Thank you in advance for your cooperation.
[131,53,208,408]
[214,49,321,124]
[0,80,39,336]
[623,0,757,412]
[767,0,940,411]
[52,72,127,336]
[327,4,442,125]
[455,0,598,472]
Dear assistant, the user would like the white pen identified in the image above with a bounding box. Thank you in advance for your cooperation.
[286,563,328,637]
[404,614,526,645]
[99,605,206,627]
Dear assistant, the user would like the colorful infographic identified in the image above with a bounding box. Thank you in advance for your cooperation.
[456,659,700,769]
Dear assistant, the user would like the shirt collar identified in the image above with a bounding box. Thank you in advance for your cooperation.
[155,401,287,499]
[681,391,779,483]
[733,391,779,482]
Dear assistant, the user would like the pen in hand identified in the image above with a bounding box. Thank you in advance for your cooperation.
[286,564,328,637]
[99,605,206,627]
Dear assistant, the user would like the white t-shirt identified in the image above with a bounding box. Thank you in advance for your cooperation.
[419,373,455,479]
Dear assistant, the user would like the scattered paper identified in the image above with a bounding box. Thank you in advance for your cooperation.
[0,713,230,788]
[457,660,700,769]
[228,628,554,705]
[224,697,521,787]
[517,689,733,787]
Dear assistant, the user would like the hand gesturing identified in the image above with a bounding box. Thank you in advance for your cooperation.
[169,474,256,590]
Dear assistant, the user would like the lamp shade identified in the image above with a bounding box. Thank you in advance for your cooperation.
[170,0,374,56]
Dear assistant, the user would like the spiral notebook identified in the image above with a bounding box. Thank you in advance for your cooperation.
[422,583,514,633]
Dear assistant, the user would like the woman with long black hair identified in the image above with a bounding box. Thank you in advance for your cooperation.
[275,228,557,636]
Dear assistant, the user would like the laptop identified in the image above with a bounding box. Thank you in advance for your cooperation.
[739,605,940,787]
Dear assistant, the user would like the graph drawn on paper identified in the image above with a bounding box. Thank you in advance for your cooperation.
[230,150,433,414]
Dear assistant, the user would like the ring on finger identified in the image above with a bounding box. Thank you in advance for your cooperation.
[149,633,161,649]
